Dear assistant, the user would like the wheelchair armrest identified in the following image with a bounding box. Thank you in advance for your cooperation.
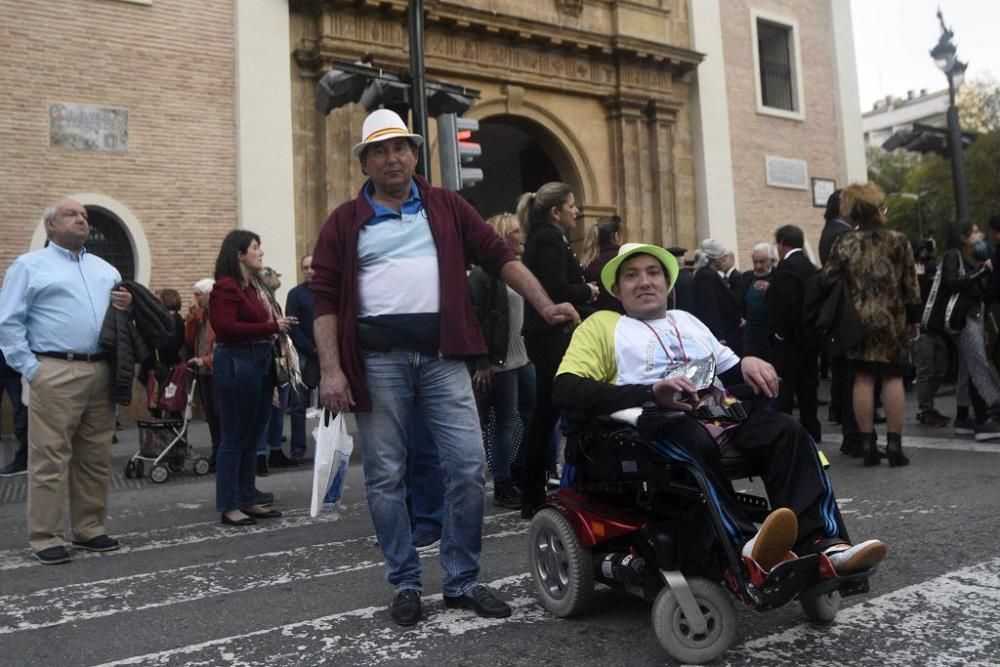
[606,407,642,426]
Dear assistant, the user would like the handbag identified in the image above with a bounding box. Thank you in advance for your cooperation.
[310,409,354,517]
[157,363,191,414]
[272,338,291,387]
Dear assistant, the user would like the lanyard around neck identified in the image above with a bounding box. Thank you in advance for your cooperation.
[641,318,688,364]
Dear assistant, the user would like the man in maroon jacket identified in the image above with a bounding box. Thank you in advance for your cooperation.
[310,109,578,627]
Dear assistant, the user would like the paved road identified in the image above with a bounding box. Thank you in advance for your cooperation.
[2,390,999,666]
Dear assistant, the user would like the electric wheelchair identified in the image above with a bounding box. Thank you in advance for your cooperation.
[526,381,877,664]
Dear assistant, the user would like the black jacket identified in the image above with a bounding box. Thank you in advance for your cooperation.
[468,265,510,369]
[819,218,853,266]
[670,268,695,313]
[940,248,990,325]
[692,266,742,353]
[522,221,593,334]
[766,250,817,346]
[99,281,174,405]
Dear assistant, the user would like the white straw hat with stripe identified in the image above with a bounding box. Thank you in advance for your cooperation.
[352,109,424,157]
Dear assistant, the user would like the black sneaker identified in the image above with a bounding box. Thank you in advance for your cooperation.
[412,531,440,550]
[72,535,121,552]
[443,584,511,618]
[0,458,28,477]
[268,451,299,468]
[35,545,71,565]
[390,589,422,626]
[255,490,275,507]
[493,480,523,510]
[974,419,1000,441]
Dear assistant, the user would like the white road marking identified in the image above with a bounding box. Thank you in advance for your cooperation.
[91,559,1000,667]
[90,574,542,667]
[0,512,527,634]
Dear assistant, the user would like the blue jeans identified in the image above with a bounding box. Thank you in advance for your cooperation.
[213,342,274,512]
[289,383,308,456]
[354,351,485,596]
[406,410,444,537]
[257,384,290,455]
[486,362,535,482]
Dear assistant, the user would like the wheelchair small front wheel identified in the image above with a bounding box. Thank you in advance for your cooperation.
[800,589,841,624]
[652,577,736,665]
[528,508,593,617]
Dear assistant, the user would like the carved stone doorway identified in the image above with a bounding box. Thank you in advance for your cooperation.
[462,114,582,220]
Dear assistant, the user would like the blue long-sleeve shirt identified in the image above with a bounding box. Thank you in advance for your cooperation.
[0,243,121,381]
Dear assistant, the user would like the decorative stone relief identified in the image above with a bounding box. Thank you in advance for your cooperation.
[556,0,583,18]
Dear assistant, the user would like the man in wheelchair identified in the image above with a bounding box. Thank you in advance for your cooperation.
[551,243,886,577]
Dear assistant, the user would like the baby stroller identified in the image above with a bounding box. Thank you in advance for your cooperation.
[124,362,210,483]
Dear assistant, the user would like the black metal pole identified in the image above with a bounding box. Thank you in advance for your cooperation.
[408,0,430,180]
[946,75,970,224]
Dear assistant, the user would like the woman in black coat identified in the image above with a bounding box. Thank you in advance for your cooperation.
[518,182,598,516]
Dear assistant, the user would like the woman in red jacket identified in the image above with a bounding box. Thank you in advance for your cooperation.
[210,231,296,526]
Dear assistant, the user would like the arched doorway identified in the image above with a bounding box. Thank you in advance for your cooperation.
[85,206,136,281]
[462,115,583,220]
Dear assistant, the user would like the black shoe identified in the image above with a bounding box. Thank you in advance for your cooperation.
[268,451,299,468]
[493,480,523,510]
[390,589,422,626]
[34,545,71,565]
[221,512,257,526]
[290,451,313,465]
[861,433,881,467]
[0,458,28,477]
[886,433,910,467]
[256,454,269,477]
[255,490,275,507]
[241,508,282,519]
[71,535,120,552]
[443,584,511,618]
[411,530,441,549]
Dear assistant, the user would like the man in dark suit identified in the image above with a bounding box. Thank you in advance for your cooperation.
[666,246,694,313]
[767,225,821,442]
[285,254,318,464]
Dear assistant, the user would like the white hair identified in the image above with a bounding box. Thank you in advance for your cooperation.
[752,242,777,261]
[192,278,215,294]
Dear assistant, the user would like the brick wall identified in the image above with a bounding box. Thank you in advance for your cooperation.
[0,0,237,422]
[721,0,842,265]
[0,0,237,297]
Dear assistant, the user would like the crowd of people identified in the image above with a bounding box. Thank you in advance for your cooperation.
[1,108,996,630]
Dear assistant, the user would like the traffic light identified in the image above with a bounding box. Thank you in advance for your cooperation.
[437,113,483,191]
[315,66,371,115]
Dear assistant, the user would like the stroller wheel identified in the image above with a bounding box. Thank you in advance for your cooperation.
[124,460,136,479]
[528,508,593,617]
[652,577,736,664]
[150,464,169,484]
[193,457,211,476]
[800,590,841,624]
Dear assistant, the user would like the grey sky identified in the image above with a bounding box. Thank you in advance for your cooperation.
[850,0,1000,111]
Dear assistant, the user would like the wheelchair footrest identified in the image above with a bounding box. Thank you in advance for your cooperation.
[752,553,821,612]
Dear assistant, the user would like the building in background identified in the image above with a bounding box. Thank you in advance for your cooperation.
[862,88,949,148]
[0,0,865,331]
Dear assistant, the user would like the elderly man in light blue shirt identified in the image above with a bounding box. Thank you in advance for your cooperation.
[0,198,132,565]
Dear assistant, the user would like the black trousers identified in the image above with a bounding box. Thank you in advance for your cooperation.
[772,339,821,442]
[831,357,858,437]
[657,408,849,551]
[197,374,221,455]
[523,330,571,506]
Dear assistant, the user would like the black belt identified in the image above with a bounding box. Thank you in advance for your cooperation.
[34,351,108,362]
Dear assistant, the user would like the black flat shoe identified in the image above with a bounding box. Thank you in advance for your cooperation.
[221,513,257,526]
[240,508,282,519]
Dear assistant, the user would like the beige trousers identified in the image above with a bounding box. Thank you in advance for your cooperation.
[27,357,114,551]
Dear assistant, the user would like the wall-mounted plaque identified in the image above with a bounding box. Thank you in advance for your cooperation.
[49,103,129,152]
[764,155,808,190]
[812,177,836,208]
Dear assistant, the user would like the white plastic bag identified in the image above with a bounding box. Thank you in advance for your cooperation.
[310,410,354,517]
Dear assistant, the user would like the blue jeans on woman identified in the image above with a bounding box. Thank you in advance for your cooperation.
[353,350,485,597]
[213,342,274,512]
[486,362,535,482]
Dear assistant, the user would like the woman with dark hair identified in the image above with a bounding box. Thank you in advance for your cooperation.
[818,183,921,467]
[517,182,598,516]
[210,230,297,526]
[940,220,1000,440]
[581,215,625,312]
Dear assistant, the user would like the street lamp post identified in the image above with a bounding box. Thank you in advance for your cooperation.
[888,192,926,241]
[930,10,970,225]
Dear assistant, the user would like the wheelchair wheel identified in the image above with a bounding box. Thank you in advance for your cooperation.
[528,508,593,617]
[800,590,841,624]
[652,577,736,665]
